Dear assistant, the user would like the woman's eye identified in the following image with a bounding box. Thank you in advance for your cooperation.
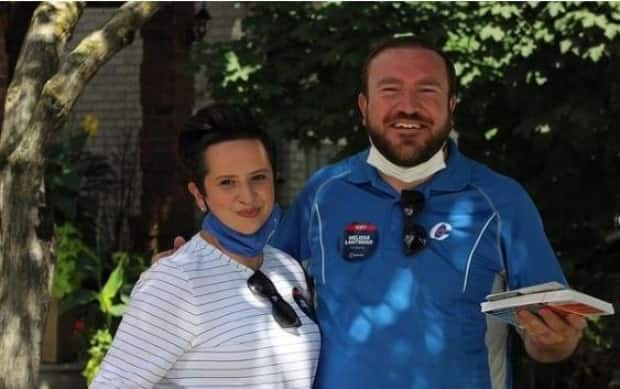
[219,179,235,187]
[252,174,268,182]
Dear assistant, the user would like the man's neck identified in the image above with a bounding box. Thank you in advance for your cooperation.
[380,173,430,193]
[380,146,449,194]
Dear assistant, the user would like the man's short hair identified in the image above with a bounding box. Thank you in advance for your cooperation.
[360,36,457,98]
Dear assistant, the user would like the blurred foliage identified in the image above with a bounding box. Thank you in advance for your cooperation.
[51,223,98,300]
[82,328,112,384]
[78,250,145,384]
[52,219,145,381]
[193,2,620,387]
[45,114,116,240]
[45,115,146,376]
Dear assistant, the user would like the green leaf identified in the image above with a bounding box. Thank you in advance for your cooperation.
[547,2,565,18]
[560,39,572,54]
[585,43,606,62]
[98,263,125,314]
[484,128,499,140]
[479,25,505,42]
[108,303,127,317]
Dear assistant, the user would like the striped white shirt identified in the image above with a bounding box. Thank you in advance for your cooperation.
[91,234,321,388]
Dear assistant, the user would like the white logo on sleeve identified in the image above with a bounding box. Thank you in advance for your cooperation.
[429,222,453,240]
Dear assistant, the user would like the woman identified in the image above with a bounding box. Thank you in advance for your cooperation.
[91,103,320,388]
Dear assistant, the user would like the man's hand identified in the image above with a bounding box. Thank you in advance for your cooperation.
[517,307,586,363]
[151,236,187,264]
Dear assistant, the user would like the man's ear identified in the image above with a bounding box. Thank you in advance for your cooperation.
[187,182,207,212]
[449,95,457,115]
[358,92,368,126]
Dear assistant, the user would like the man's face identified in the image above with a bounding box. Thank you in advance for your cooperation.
[358,47,456,167]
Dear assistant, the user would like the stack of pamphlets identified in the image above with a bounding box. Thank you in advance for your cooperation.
[481,281,615,326]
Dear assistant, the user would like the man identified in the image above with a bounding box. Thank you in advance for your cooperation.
[269,37,584,389]
[164,37,585,388]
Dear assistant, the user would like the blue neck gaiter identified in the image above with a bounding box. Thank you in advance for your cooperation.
[201,204,281,257]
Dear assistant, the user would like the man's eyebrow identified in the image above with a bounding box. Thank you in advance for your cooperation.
[417,78,443,88]
[214,174,236,180]
[376,77,403,87]
[375,77,444,89]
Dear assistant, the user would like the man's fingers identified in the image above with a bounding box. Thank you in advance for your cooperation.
[536,308,566,332]
[565,314,587,331]
[516,309,543,329]
[151,236,187,264]
[517,310,557,344]
[517,308,585,346]
[173,236,187,249]
[152,249,174,264]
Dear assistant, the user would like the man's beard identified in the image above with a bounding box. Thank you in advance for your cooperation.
[367,112,452,167]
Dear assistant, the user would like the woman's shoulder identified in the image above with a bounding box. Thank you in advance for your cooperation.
[148,234,220,277]
[263,244,305,275]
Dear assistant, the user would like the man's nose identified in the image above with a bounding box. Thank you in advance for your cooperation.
[396,92,420,115]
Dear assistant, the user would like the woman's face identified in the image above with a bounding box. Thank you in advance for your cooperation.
[196,138,275,235]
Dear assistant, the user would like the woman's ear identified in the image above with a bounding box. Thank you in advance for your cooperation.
[187,182,208,212]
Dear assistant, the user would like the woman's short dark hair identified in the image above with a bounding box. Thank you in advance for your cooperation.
[177,103,276,189]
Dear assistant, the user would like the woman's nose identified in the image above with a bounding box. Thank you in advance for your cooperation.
[237,182,256,203]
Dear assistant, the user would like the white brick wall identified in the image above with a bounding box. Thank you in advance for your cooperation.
[69,7,143,163]
[66,6,143,252]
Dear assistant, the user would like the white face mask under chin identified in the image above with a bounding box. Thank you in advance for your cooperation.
[367,142,446,183]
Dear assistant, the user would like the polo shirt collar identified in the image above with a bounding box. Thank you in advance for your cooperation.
[345,139,471,193]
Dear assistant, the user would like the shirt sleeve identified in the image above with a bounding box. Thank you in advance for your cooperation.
[502,187,567,289]
[90,262,197,389]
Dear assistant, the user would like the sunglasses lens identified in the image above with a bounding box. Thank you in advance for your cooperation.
[404,224,427,255]
[247,272,275,295]
[400,190,427,256]
[272,299,302,328]
[247,271,301,328]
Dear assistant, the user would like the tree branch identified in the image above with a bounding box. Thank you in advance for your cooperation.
[0,2,84,166]
[11,2,162,165]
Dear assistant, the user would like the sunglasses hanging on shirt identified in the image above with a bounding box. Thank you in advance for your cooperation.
[400,190,427,256]
[247,270,301,328]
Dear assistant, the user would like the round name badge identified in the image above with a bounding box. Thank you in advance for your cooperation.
[340,222,378,261]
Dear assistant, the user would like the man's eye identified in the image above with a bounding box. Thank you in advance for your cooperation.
[219,179,235,187]
[252,174,268,182]
[420,87,439,94]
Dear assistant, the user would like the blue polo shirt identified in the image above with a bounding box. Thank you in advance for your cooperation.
[271,140,566,389]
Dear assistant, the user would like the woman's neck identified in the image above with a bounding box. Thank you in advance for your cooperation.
[200,231,263,271]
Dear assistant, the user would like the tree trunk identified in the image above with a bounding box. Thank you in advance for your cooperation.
[137,4,196,254]
[0,7,8,131]
[0,3,160,387]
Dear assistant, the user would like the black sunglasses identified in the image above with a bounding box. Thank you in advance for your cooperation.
[400,190,427,256]
[247,270,301,328]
